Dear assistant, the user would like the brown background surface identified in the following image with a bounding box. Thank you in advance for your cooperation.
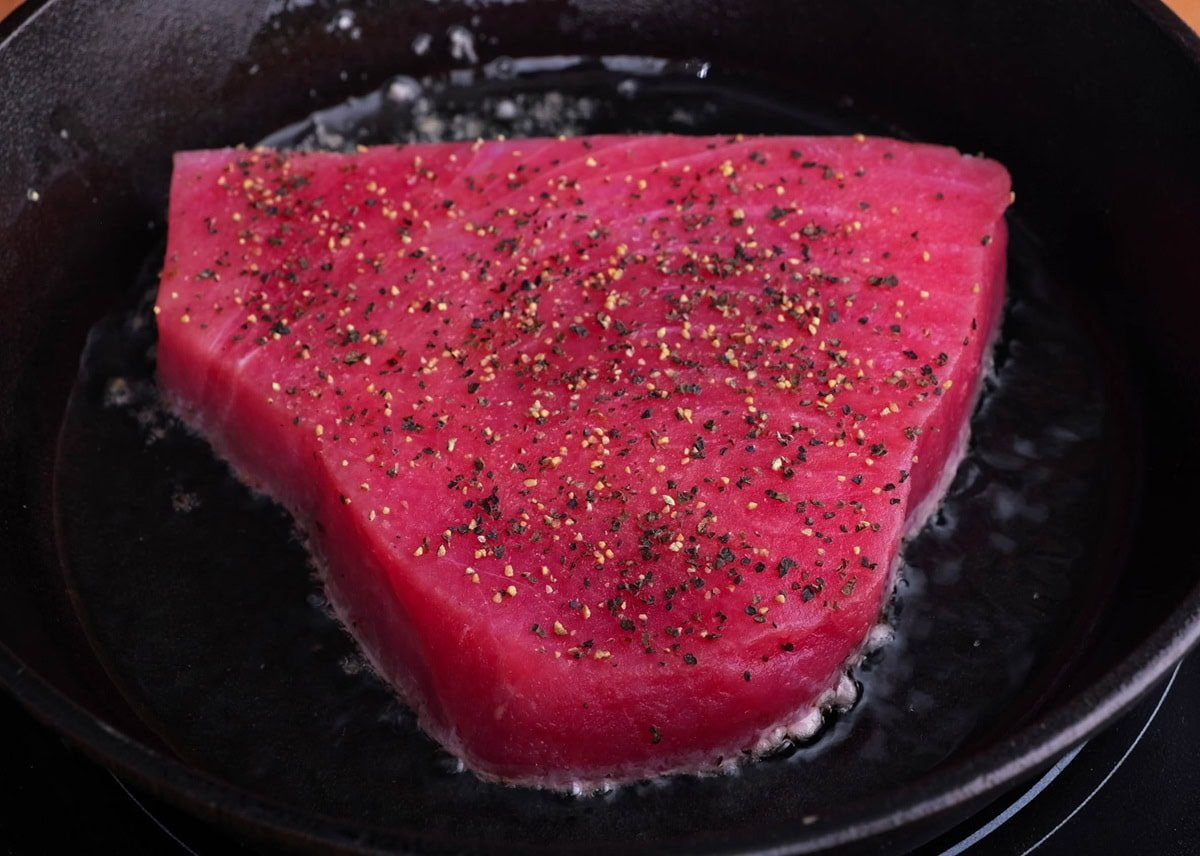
[1172,0,1200,26]
[2,0,1199,28]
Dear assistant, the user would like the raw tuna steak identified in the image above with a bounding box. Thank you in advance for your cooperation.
[156,134,1010,789]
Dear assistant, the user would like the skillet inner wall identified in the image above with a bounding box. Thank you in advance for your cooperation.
[1,0,1198,851]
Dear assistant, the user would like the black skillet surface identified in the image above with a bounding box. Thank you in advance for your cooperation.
[2,1,1200,853]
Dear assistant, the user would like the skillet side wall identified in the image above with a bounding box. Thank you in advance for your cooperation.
[0,0,1198,853]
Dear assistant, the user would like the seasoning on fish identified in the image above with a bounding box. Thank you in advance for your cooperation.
[156,134,1011,789]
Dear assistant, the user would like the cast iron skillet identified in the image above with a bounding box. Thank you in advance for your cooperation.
[2,1,1200,853]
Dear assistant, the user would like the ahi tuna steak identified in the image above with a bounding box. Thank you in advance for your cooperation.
[156,134,1010,789]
